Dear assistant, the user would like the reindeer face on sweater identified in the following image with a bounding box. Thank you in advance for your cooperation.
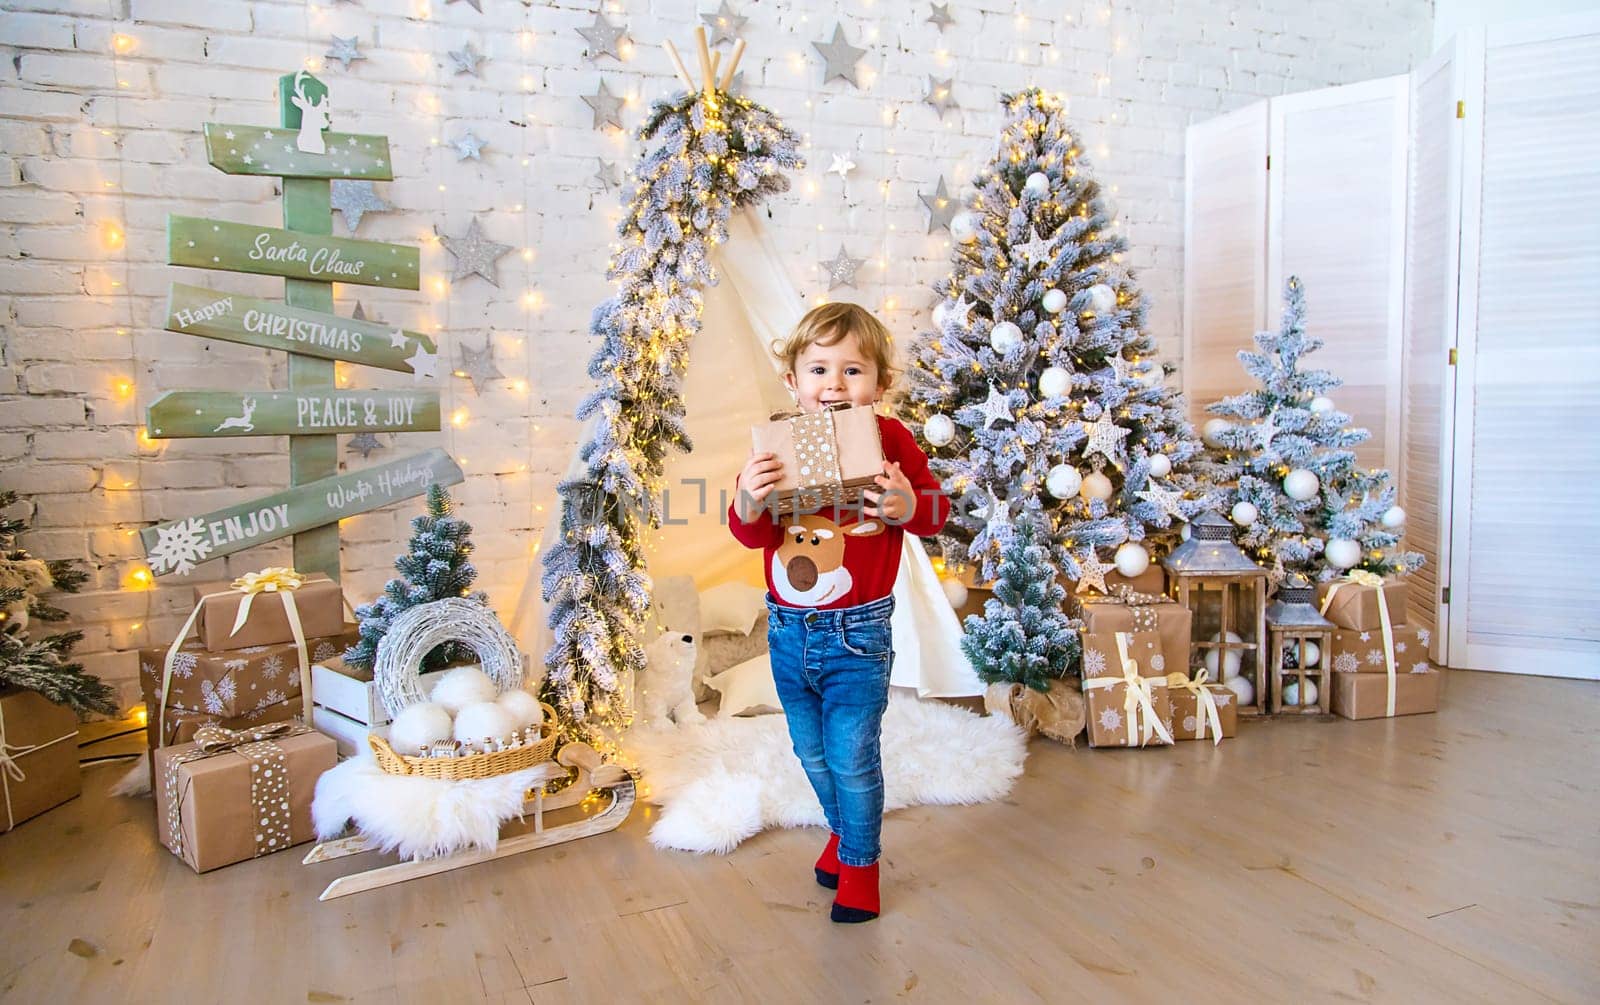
[769,514,885,606]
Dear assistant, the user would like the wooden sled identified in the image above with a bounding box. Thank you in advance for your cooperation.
[302,740,635,901]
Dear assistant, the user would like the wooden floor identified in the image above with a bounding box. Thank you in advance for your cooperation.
[2,669,1596,1004]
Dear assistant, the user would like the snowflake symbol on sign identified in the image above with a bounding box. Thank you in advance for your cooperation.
[147,516,213,575]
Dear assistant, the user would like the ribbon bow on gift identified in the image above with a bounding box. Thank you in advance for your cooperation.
[229,567,305,637]
[1165,668,1225,746]
[1321,570,1398,716]
[162,721,311,863]
[1105,585,1168,607]
[192,720,308,754]
[1084,632,1174,747]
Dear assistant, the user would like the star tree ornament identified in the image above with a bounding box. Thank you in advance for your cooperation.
[812,24,867,87]
[919,176,959,233]
[583,81,626,130]
[924,76,957,119]
[702,1,747,46]
[448,41,485,77]
[977,384,1014,429]
[455,339,505,395]
[1075,550,1116,594]
[330,180,391,233]
[451,131,487,161]
[577,12,629,62]
[819,245,864,290]
[440,217,513,286]
[1015,227,1052,268]
[325,36,366,72]
[827,152,857,181]
[1081,411,1130,462]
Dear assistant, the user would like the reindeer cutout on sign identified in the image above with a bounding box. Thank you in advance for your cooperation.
[289,71,331,155]
[213,397,257,434]
[769,514,886,607]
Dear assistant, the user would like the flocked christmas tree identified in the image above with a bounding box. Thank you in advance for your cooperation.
[960,516,1078,692]
[344,483,484,674]
[1198,276,1422,584]
[0,491,118,717]
[540,75,800,736]
[903,89,1211,600]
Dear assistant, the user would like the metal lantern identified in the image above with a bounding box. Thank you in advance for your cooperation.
[1265,577,1334,716]
[1162,510,1270,715]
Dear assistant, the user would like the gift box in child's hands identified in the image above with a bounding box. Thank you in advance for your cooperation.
[750,403,883,517]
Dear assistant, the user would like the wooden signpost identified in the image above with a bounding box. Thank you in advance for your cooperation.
[143,71,458,582]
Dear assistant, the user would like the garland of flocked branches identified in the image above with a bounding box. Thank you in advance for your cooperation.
[540,85,800,734]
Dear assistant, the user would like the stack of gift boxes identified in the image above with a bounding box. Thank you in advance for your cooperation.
[137,570,349,871]
[1318,576,1440,720]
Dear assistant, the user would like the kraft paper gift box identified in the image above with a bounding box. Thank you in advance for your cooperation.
[1080,630,1175,748]
[1164,672,1238,743]
[1328,626,1431,675]
[139,625,359,722]
[750,403,884,517]
[1315,576,1411,632]
[1078,593,1194,683]
[144,692,304,751]
[153,723,334,873]
[1065,565,1166,601]
[1331,667,1441,720]
[0,688,82,833]
[189,570,345,653]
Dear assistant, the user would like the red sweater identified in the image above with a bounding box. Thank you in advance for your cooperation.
[728,414,951,609]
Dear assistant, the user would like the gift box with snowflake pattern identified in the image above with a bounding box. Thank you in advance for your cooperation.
[144,692,304,750]
[1080,630,1174,749]
[1167,679,1238,742]
[1078,595,1193,681]
[1315,578,1411,632]
[1327,626,1431,675]
[1331,667,1440,720]
[138,625,359,722]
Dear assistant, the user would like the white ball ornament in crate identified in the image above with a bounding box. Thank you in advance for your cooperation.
[430,665,498,714]
[1047,464,1082,499]
[1283,468,1320,501]
[1023,171,1050,197]
[1284,640,1322,667]
[1231,501,1258,526]
[1223,674,1255,706]
[941,577,969,609]
[1282,678,1319,708]
[1382,505,1407,528]
[387,702,454,758]
[1041,288,1068,315]
[1039,366,1071,398]
[1202,632,1244,679]
[1325,537,1362,569]
[453,701,518,749]
[1201,418,1230,447]
[951,211,979,244]
[989,321,1023,354]
[1309,396,1335,415]
[924,414,955,447]
[1114,542,1150,578]
[1080,471,1114,501]
[1147,453,1172,478]
[496,688,545,730]
[1086,284,1117,314]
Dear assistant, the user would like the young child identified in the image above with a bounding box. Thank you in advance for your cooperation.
[728,302,950,923]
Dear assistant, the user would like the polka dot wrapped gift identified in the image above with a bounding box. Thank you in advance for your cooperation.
[153,721,336,873]
[750,403,885,518]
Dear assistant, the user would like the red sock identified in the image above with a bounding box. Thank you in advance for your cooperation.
[831,861,880,923]
[814,833,840,889]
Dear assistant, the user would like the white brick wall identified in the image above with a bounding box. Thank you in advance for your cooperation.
[0,0,1432,707]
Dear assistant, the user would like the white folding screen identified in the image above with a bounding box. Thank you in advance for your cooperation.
[1445,16,1600,679]
[1182,102,1268,421]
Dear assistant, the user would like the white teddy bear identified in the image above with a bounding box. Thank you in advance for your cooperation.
[637,632,705,728]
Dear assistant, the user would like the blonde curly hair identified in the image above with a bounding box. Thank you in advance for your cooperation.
[772,302,896,390]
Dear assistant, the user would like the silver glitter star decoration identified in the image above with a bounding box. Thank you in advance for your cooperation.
[330,180,392,233]
[812,24,867,87]
[348,432,384,459]
[583,80,626,130]
[1075,551,1116,594]
[924,76,957,119]
[1081,412,1131,461]
[1108,353,1136,383]
[969,487,1011,528]
[702,1,747,46]
[947,293,975,328]
[927,3,955,31]
[451,131,487,161]
[827,152,856,181]
[577,12,628,62]
[325,36,365,72]
[1136,484,1188,521]
[455,339,504,395]
[1252,416,1279,450]
[1016,227,1053,268]
[978,385,1014,429]
[440,217,514,286]
[448,41,485,77]
[919,176,958,233]
[818,245,865,290]
[593,159,622,190]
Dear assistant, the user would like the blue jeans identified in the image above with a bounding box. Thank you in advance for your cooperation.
[766,594,895,868]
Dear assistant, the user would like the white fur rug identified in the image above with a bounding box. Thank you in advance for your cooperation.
[625,693,1027,854]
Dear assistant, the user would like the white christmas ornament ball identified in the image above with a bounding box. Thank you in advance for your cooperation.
[1201,418,1231,447]
[1086,284,1117,314]
[387,702,455,757]
[1231,501,1259,526]
[1039,365,1071,398]
[1285,640,1322,667]
[1147,453,1172,478]
[1114,542,1150,578]
[941,577,969,609]
[1180,522,1192,541]
[1283,678,1319,708]
[429,665,499,714]
[496,688,545,730]
[951,211,979,244]
[1080,471,1114,501]
[1223,674,1255,706]
[1041,288,1068,315]
[1024,171,1050,197]
[1325,537,1362,569]
[1202,632,1244,680]
[1382,505,1407,529]
[1046,464,1082,499]
[1283,468,1320,501]
[453,701,518,748]
[924,414,955,447]
[1309,395,1335,415]
[989,321,1023,354]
